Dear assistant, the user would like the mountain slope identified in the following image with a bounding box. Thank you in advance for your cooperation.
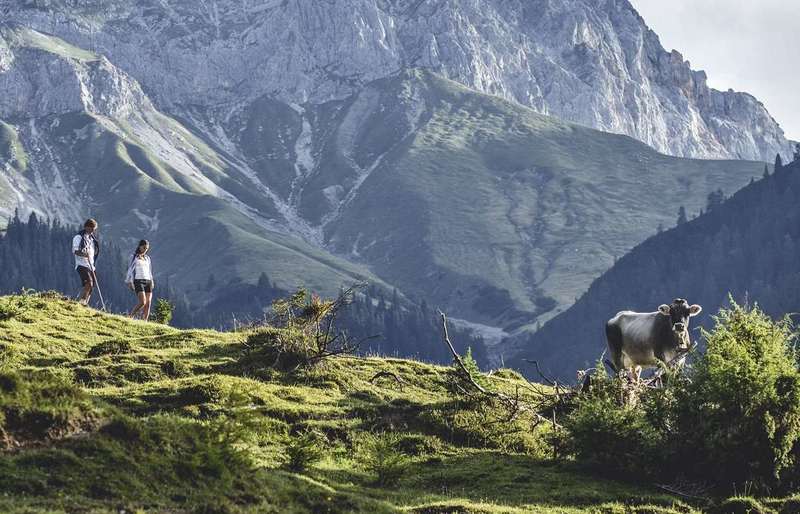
[0,25,769,339]
[318,71,767,331]
[3,0,792,161]
[509,159,800,380]
[0,293,696,513]
[0,25,385,298]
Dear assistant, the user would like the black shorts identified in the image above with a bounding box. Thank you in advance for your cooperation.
[133,279,153,293]
[76,266,94,287]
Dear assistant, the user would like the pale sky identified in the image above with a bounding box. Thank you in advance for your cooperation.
[630,0,800,141]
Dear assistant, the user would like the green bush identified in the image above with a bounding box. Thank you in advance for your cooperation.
[150,298,174,325]
[240,288,359,373]
[357,432,408,485]
[242,326,313,372]
[284,429,325,472]
[562,381,664,477]
[563,302,800,491]
[673,303,800,489]
[0,298,21,321]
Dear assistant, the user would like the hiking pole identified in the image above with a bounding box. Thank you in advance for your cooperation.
[90,265,107,312]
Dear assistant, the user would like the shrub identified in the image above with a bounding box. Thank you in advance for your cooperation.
[562,380,664,477]
[672,303,800,489]
[0,298,21,321]
[284,429,326,472]
[150,298,174,325]
[241,287,361,372]
[161,359,191,378]
[357,432,408,485]
[395,433,443,456]
[563,302,800,491]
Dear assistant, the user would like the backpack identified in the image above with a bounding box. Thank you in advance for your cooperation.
[77,229,101,263]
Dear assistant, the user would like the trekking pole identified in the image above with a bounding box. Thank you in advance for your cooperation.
[90,264,107,312]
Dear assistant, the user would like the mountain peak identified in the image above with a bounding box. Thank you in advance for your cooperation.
[4,0,792,160]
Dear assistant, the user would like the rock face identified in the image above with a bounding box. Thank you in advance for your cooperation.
[1,0,792,161]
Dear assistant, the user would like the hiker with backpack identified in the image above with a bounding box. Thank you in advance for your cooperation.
[126,239,154,320]
[72,218,100,305]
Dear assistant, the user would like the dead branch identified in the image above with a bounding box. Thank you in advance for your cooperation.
[439,311,489,394]
[437,310,563,429]
[641,341,698,388]
[522,359,556,386]
[654,482,710,501]
[369,370,406,389]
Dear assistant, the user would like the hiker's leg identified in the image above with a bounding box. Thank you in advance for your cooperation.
[77,267,93,304]
[80,283,92,304]
[142,291,153,321]
[130,291,145,318]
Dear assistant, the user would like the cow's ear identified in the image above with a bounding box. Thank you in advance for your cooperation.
[689,304,702,316]
[658,304,671,315]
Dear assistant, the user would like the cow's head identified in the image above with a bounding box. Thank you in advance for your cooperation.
[658,298,702,334]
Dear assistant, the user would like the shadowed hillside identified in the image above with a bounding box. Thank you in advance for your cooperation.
[509,159,800,380]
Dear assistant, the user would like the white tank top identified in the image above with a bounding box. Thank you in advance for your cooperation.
[129,255,153,281]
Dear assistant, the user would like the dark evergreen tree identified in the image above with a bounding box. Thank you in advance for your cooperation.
[775,153,784,171]
[676,206,687,225]
[706,189,724,212]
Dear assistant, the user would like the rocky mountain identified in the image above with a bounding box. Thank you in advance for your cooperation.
[0,23,768,345]
[2,0,792,162]
[509,158,800,381]
[0,24,385,298]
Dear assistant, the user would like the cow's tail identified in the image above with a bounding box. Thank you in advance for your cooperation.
[605,320,623,374]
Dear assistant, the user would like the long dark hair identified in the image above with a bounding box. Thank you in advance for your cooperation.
[133,239,149,259]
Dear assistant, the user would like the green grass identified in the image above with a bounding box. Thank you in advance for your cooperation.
[1,26,98,61]
[0,293,708,513]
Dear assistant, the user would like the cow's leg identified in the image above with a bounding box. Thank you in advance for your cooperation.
[605,322,624,378]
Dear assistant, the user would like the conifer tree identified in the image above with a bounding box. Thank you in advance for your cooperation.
[676,206,687,225]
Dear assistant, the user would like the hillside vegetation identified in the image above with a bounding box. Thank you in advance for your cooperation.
[511,159,800,380]
[0,292,702,513]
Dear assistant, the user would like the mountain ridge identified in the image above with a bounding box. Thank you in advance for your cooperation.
[2,0,792,161]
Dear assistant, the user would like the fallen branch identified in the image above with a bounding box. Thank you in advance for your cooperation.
[654,481,710,502]
[369,370,406,389]
[522,359,556,386]
[437,310,562,429]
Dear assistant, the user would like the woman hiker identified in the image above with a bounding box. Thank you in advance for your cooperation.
[126,239,155,320]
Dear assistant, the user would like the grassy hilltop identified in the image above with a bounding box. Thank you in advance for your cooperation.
[0,293,699,513]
